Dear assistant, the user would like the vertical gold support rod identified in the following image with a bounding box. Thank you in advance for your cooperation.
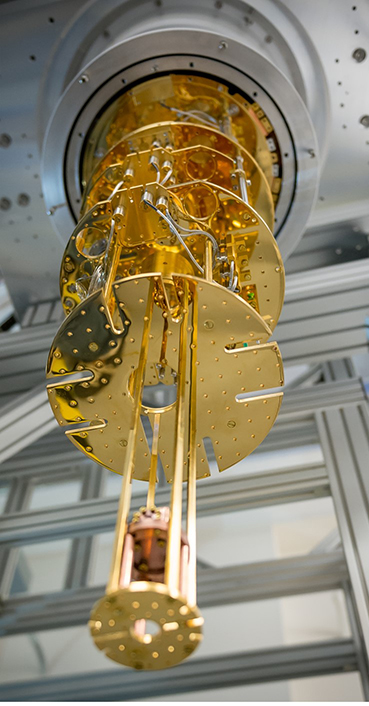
[147,412,160,509]
[186,285,198,607]
[204,240,213,282]
[107,283,154,594]
[103,219,122,319]
[104,243,122,304]
[164,281,189,594]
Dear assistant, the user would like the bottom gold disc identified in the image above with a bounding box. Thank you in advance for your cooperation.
[90,581,203,670]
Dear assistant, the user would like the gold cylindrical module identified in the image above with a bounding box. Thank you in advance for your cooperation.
[46,74,285,670]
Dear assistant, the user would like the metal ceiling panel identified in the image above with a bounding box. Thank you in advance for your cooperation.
[0,0,369,317]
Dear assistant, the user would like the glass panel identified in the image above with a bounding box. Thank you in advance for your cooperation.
[103,469,122,497]
[88,530,114,586]
[197,495,337,567]
[29,479,81,510]
[212,443,324,480]
[289,672,364,702]
[0,625,111,684]
[10,538,72,596]
[103,468,144,497]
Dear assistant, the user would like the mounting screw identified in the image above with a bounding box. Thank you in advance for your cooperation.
[0,197,11,210]
[120,439,128,447]
[352,47,366,63]
[360,115,369,128]
[204,320,214,329]
[17,193,30,206]
[227,420,236,428]
[0,134,11,148]
[218,40,228,50]
[78,74,89,84]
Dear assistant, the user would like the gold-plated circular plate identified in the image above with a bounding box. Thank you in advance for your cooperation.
[90,581,203,670]
[47,273,283,480]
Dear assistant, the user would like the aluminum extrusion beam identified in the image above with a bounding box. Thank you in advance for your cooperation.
[0,279,14,328]
[0,377,364,480]
[344,584,369,701]
[0,640,357,701]
[0,479,32,599]
[64,466,104,590]
[0,416,318,481]
[278,259,369,365]
[0,463,329,547]
[0,551,347,637]
[0,411,318,481]
[316,403,369,659]
[279,378,365,419]
[0,260,368,404]
[0,384,57,465]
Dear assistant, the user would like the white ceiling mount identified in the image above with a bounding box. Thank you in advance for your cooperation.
[41,28,319,261]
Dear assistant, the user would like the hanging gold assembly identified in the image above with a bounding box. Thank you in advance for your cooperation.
[46,74,285,670]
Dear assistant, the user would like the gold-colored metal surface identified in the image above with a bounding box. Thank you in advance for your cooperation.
[90,581,203,670]
[47,72,285,670]
[82,75,282,201]
[47,273,283,479]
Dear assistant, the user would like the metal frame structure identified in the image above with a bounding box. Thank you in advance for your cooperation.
[0,341,369,698]
[1,0,369,699]
[0,640,359,701]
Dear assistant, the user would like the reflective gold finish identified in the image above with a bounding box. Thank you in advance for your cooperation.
[47,73,285,670]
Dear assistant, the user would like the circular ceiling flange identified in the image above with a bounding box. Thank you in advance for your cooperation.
[42,28,319,260]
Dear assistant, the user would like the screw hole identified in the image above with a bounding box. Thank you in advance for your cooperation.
[48,17,55,23]
[29,55,36,61]
[253,91,258,97]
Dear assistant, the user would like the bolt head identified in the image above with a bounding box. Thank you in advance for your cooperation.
[0,197,11,211]
[352,47,366,63]
[0,134,11,148]
[17,193,30,207]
